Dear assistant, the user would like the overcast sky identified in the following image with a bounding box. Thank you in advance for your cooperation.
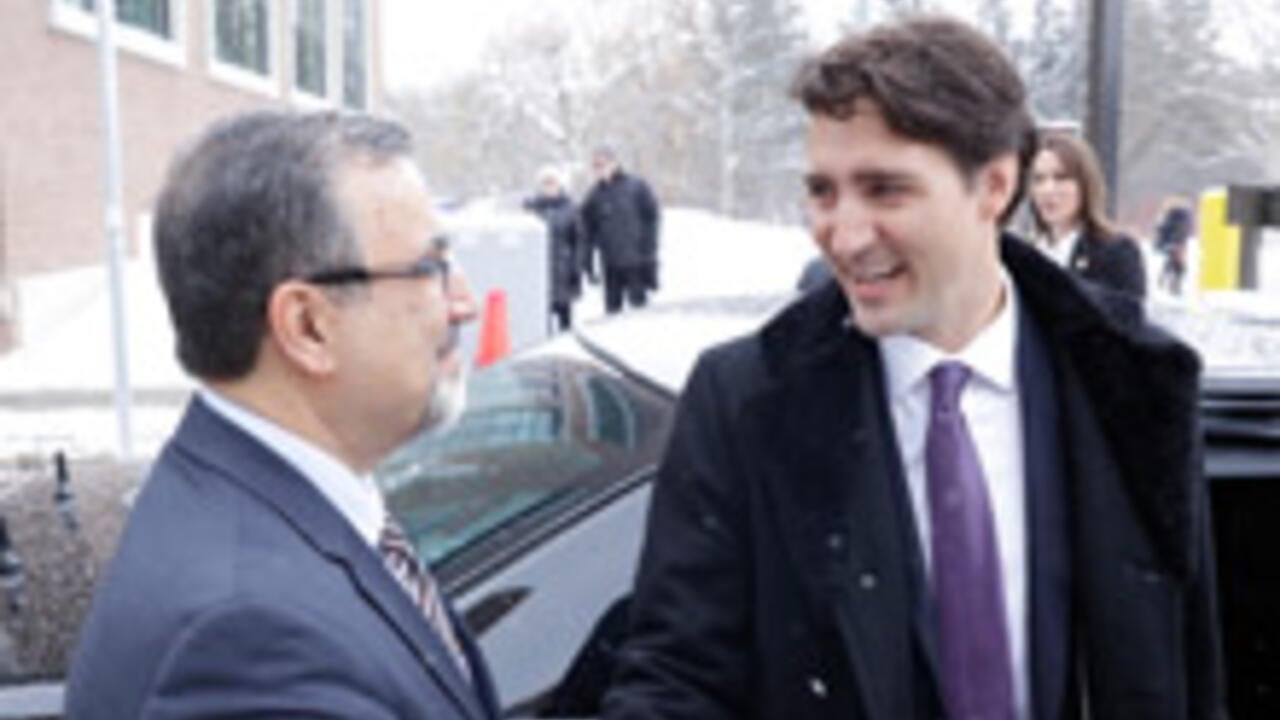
[380,0,856,93]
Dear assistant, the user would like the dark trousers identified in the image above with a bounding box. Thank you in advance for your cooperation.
[604,266,649,314]
[552,302,573,332]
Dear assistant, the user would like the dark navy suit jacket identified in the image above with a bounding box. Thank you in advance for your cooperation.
[66,397,501,720]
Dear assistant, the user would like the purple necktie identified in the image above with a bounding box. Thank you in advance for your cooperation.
[926,362,1016,720]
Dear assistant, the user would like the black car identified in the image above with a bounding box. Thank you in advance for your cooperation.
[0,292,1276,718]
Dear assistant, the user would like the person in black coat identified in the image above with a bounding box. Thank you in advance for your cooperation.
[1155,201,1194,296]
[524,166,586,332]
[1028,132,1147,298]
[604,16,1221,720]
[580,147,661,314]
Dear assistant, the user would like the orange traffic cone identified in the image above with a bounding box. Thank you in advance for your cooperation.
[473,289,512,368]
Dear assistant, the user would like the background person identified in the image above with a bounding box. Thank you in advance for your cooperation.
[1155,199,1195,296]
[66,110,496,719]
[580,146,661,314]
[606,15,1221,720]
[524,165,587,332]
[1028,132,1147,297]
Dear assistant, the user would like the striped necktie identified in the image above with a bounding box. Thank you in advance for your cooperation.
[378,513,471,682]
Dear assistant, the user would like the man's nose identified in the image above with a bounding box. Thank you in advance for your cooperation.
[446,265,478,325]
[825,196,876,255]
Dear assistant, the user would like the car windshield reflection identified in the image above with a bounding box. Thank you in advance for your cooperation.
[376,353,671,574]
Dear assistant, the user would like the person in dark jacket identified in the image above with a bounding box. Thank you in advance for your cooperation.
[524,166,586,331]
[580,146,660,314]
[1155,201,1194,296]
[605,15,1221,720]
[1028,132,1147,298]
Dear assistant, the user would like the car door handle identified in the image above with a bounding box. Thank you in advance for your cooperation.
[463,585,531,636]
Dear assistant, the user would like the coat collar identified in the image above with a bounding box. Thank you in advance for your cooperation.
[760,234,1202,578]
[171,397,489,720]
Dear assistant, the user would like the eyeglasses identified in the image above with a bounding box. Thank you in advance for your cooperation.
[303,237,451,289]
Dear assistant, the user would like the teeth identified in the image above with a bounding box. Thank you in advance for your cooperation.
[854,265,898,282]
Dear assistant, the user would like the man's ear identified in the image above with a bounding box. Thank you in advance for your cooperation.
[978,153,1019,223]
[265,281,340,377]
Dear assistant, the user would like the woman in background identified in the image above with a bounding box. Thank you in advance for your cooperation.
[1028,133,1146,298]
[524,166,586,332]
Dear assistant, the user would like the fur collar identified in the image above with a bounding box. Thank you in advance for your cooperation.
[760,234,1203,577]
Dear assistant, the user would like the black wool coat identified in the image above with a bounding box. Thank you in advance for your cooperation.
[525,194,586,306]
[1069,230,1147,299]
[580,171,660,271]
[604,236,1221,720]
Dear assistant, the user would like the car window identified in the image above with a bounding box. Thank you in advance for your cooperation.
[377,350,672,582]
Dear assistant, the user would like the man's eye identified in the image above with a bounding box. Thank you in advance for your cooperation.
[805,178,835,203]
[867,182,907,199]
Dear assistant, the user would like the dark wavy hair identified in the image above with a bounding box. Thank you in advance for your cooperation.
[789,14,1036,224]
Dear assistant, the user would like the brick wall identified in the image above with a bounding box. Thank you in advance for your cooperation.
[0,0,384,351]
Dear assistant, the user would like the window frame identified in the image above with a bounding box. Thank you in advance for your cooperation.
[290,0,329,104]
[206,0,279,97]
[48,0,187,69]
[340,0,370,110]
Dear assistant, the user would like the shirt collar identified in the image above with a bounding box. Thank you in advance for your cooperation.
[879,268,1020,400]
[198,388,386,546]
[1038,227,1080,268]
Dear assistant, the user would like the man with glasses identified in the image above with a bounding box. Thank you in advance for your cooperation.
[67,111,496,719]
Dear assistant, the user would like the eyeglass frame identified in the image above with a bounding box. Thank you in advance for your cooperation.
[302,235,452,290]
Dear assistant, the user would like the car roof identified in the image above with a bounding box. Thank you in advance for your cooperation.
[573,294,795,393]
[569,291,1280,391]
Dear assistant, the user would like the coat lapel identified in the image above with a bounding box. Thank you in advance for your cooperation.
[752,294,936,718]
[1006,237,1202,579]
[174,398,487,720]
[1017,302,1072,720]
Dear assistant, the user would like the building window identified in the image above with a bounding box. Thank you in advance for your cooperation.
[294,0,326,97]
[50,0,184,67]
[60,0,172,39]
[214,0,271,76]
[342,0,367,109]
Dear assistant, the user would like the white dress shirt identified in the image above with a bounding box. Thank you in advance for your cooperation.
[198,388,386,548]
[1038,228,1079,269]
[877,271,1028,718]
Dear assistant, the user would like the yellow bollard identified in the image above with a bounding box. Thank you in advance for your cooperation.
[1197,188,1241,290]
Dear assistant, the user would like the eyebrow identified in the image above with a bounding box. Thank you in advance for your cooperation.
[804,168,918,185]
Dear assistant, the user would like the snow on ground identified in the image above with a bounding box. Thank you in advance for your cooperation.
[4,203,1277,461]
[0,208,816,460]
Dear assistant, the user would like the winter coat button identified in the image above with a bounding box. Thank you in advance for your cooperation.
[808,676,829,699]
[858,572,878,590]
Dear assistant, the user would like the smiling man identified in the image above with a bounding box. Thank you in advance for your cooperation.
[66,111,496,719]
[606,15,1222,720]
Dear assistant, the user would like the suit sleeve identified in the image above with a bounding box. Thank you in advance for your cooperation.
[141,601,400,720]
[603,350,752,720]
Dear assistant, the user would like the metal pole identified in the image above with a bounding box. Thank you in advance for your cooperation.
[95,0,134,460]
[1085,0,1125,216]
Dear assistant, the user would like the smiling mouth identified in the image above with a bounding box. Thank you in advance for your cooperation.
[852,263,904,284]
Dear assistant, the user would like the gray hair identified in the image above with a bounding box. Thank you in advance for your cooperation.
[153,110,413,379]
